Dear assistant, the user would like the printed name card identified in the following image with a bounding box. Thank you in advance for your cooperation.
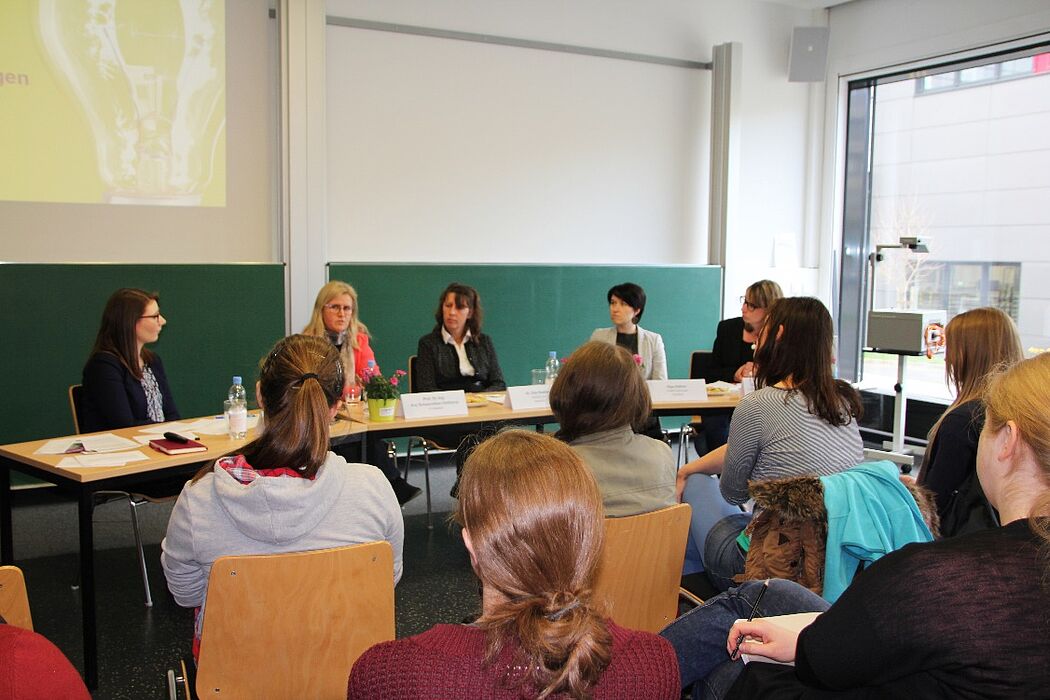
[398,390,469,419]
[503,384,551,411]
[646,379,708,403]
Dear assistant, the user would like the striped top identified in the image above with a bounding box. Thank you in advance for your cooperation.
[720,386,864,505]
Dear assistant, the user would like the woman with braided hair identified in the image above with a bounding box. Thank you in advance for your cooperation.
[348,429,679,699]
[161,334,403,658]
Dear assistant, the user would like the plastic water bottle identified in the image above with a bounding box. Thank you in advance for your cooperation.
[226,376,248,439]
[544,351,560,385]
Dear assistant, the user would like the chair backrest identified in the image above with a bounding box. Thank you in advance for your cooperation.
[0,566,33,631]
[408,354,418,393]
[594,503,691,633]
[689,351,714,381]
[68,384,85,435]
[196,541,395,700]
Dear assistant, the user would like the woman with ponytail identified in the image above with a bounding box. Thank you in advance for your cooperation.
[348,430,679,699]
[161,335,403,658]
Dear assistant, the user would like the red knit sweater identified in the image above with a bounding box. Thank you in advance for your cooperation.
[347,620,680,699]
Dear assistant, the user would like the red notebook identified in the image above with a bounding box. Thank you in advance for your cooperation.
[148,438,207,455]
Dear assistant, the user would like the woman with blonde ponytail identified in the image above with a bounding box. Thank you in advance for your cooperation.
[161,335,403,658]
[348,430,679,699]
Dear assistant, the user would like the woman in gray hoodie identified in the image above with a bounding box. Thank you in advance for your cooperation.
[161,334,404,657]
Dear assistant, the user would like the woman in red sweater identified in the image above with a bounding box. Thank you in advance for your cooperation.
[348,430,680,699]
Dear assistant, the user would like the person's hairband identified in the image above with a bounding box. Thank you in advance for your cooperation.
[300,373,319,382]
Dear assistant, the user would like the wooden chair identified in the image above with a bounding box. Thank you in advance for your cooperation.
[0,565,33,631]
[68,384,157,606]
[594,503,692,633]
[169,541,395,700]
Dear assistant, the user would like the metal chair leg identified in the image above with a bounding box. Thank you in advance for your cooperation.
[677,424,695,470]
[422,444,433,530]
[129,497,153,607]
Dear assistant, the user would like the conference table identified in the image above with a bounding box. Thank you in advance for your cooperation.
[0,389,739,689]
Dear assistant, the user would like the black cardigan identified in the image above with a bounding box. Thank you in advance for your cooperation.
[415,329,506,393]
[80,352,180,433]
[706,317,753,383]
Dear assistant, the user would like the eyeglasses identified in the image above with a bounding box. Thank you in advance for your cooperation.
[739,296,761,312]
[324,304,353,314]
[140,313,163,321]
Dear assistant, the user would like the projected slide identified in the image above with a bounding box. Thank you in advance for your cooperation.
[0,1,226,206]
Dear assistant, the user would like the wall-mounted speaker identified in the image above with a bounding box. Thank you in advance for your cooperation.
[789,26,830,82]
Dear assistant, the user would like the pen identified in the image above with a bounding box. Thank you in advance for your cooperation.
[731,579,769,661]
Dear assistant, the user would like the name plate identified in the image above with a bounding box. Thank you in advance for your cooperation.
[398,390,469,419]
[503,384,551,410]
[646,379,708,403]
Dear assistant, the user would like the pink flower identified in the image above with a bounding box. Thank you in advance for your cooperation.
[395,369,407,376]
[390,377,399,386]
[632,354,643,366]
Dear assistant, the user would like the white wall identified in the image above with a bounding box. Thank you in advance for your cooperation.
[323,0,818,317]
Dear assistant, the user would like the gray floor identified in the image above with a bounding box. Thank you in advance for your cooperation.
[9,454,474,700]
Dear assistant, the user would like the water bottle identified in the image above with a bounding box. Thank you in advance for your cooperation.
[544,351,560,385]
[364,359,377,379]
[226,375,248,439]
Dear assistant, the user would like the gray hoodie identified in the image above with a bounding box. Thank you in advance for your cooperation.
[161,452,404,610]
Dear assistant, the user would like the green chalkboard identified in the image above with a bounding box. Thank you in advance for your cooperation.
[328,263,722,387]
[0,264,286,446]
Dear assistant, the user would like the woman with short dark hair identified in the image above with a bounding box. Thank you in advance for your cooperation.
[549,341,676,517]
[589,282,667,381]
[348,430,680,699]
[80,288,180,432]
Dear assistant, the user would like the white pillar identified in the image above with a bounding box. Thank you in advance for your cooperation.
[277,0,327,334]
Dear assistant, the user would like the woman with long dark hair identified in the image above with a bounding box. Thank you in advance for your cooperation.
[80,288,180,432]
[676,297,864,589]
[348,430,679,699]
[161,335,403,658]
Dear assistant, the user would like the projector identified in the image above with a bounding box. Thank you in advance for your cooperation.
[866,310,945,355]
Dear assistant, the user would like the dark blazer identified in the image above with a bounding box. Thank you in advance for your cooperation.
[707,317,753,383]
[415,329,506,393]
[80,352,180,433]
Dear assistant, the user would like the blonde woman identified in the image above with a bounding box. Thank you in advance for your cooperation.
[302,281,378,387]
[917,307,1023,535]
[348,430,679,699]
[303,280,420,505]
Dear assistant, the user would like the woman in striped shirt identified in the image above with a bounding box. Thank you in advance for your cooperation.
[677,297,864,590]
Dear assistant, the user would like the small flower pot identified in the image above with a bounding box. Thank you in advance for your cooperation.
[367,397,398,422]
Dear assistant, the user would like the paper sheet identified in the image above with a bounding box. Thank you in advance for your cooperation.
[137,422,199,435]
[34,438,83,455]
[57,451,151,468]
[78,434,141,453]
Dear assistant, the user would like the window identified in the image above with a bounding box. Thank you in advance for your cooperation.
[839,43,1050,402]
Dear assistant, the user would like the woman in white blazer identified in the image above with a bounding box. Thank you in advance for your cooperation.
[590,282,668,380]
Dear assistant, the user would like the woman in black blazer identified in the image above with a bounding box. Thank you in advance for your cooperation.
[80,288,180,433]
[415,283,505,393]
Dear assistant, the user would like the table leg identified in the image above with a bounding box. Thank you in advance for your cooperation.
[0,463,12,564]
[78,489,99,690]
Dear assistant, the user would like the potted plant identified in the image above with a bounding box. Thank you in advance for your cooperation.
[363,367,406,422]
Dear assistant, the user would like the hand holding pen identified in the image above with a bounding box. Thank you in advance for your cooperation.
[729,579,768,661]
[727,581,800,665]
